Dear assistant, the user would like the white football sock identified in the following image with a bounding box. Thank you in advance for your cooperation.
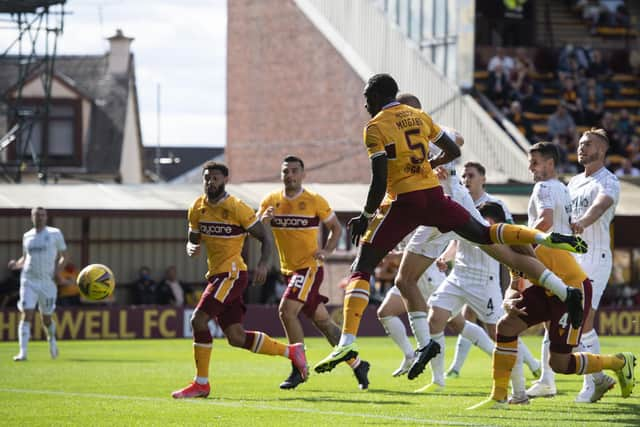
[538,269,567,301]
[18,320,30,356]
[194,376,208,385]
[518,338,539,371]
[580,330,605,383]
[538,330,555,385]
[449,335,473,373]
[338,333,355,347]
[461,321,493,355]
[430,332,446,386]
[408,311,430,349]
[45,322,57,342]
[379,315,414,357]
[511,350,526,397]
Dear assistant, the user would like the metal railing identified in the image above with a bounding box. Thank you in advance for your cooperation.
[294,0,531,182]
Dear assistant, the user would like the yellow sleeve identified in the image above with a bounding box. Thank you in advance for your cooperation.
[237,200,259,231]
[187,200,200,232]
[364,123,386,159]
[421,111,443,141]
[315,194,334,222]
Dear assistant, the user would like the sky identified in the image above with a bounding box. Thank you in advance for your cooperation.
[0,0,226,147]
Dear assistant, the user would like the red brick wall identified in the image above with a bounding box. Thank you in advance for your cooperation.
[227,0,371,183]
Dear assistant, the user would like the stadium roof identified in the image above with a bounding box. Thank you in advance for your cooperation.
[0,182,639,216]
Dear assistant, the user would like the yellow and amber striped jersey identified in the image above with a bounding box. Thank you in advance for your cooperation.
[188,194,258,278]
[364,103,443,199]
[259,189,334,275]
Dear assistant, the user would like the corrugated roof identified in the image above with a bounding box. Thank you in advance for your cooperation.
[0,182,638,215]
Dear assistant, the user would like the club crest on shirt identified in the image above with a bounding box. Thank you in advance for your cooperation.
[222,210,229,219]
[298,202,306,210]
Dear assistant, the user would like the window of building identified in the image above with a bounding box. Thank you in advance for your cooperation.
[10,100,82,166]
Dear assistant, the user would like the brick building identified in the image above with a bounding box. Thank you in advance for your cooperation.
[227,0,371,183]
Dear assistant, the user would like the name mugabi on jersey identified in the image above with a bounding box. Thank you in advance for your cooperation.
[364,103,442,199]
[528,178,572,234]
[22,226,67,282]
[259,189,334,275]
[568,167,619,262]
[188,194,258,278]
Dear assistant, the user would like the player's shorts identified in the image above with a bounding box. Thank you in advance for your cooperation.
[516,279,593,353]
[283,266,329,317]
[197,270,249,331]
[361,186,471,255]
[388,264,447,301]
[403,187,486,260]
[405,226,453,259]
[428,274,504,324]
[18,278,57,315]
[576,251,611,310]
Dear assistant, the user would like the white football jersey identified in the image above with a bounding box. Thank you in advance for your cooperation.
[450,192,505,286]
[527,179,572,234]
[430,128,464,198]
[568,167,619,261]
[22,226,67,282]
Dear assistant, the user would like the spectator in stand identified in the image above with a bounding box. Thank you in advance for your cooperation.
[57,262,81,306]
[558,44,591,74]
[515,47,536,74]
[487,64,511,107]
[547,101,577,164]
[134,266,158,305]
[0,260,21,308]
[157,265,194,307]
[577,0,607,34]
[588,49,618,97]
[629,39,640,76]
[579,77,605,124]
[601,111,625,155]
[627,135,640,166]
[615,158,640,177]
[507,100,535,141]
[487,46,515,76]
[560,77,584,124]
[613,3,630,27]
[509,58,538,111]
[615,109,635,148]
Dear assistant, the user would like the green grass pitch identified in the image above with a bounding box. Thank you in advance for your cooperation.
[1,336,638,426]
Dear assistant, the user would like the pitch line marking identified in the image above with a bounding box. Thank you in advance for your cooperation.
[0,388,495,426]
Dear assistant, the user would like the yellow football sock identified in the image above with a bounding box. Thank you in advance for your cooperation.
[572,353,624,374]
[246,331,288,357]
[490,223,539,245]
[342,275,371,336]
[491,336,518,401]
[193,343,212,379]
[346,356,361,369]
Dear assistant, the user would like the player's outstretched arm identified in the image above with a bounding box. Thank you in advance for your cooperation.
[429,132,460,169]
[571,194,614,234]
[247,221,273,285]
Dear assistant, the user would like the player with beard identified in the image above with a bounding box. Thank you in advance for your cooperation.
[259,155,370,390]
[172,161,308,398]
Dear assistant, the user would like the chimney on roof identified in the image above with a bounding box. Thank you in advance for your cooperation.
[107,29,134,74]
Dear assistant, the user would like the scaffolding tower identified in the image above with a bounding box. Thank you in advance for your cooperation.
[0,0,66,183]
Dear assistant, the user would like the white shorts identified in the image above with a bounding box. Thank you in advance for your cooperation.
[18,278,57,315]
[576,252,612,310]
[404,184,487,260]
[388,263,447,300]
[428,274,504,324]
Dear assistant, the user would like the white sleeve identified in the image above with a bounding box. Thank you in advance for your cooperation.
[534,182,553,210]
[599,175,620,203]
